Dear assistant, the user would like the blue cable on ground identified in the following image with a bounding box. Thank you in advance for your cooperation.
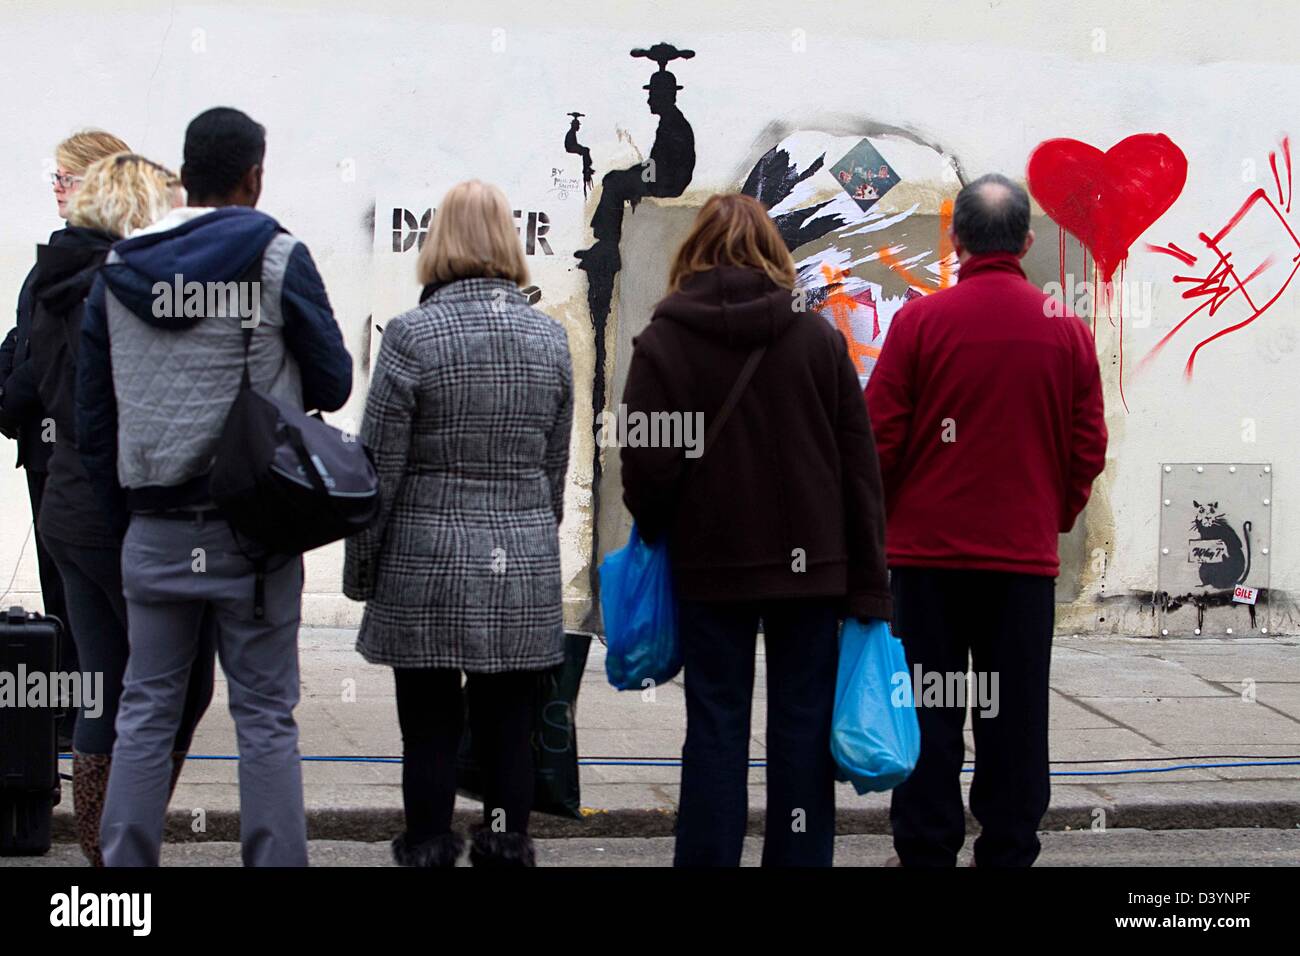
[56,754,1300,776]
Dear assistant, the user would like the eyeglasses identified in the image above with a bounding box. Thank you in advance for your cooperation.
[50,172,83,189]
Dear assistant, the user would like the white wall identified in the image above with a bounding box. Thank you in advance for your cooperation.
[1,0,1297,634]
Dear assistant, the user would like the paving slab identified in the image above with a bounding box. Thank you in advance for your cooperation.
[42,630,1300,842]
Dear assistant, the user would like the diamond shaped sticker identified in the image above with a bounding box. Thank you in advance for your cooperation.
[830,139,900,212]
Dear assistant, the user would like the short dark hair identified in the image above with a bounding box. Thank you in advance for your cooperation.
[181,107,266,199]
[951,173,1031,255]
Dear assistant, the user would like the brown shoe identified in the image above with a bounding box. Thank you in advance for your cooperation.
[71,752,112,867]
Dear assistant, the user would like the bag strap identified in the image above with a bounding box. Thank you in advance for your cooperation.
[699,345,766,460]
[236,246,271,390]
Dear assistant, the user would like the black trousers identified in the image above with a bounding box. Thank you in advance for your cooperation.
[392,668,537,840]
[888,567,1056,867]
[674,597,840,867]
[43,534,216,756]
[25,471,77,741]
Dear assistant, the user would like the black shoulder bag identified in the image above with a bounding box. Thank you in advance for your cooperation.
[209,251,381,616]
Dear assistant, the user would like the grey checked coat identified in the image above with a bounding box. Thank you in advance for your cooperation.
[343,277,573,672]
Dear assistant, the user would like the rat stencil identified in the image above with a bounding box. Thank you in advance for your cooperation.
[1190,500,1253,589]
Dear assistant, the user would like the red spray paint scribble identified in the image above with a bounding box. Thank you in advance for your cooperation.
[1027,133,1188,411]
[1139,141,1300,380]
[1145,241,1197,266]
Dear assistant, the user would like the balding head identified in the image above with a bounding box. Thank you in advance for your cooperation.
[951,173,1032,257]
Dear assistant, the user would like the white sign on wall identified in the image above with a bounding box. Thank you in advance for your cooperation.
[369,164,589,367]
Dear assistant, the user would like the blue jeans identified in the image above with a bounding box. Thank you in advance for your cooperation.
[674,597,840,867]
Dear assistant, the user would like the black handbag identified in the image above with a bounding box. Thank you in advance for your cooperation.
[209,253,380,567]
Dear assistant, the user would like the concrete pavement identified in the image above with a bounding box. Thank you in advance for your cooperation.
[41,628,1300,843]
[10,830,1300,867]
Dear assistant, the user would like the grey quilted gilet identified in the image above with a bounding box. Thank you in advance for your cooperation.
[105,232,304,490]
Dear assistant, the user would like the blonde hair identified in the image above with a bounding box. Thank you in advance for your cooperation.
[66,153,181,238]
[668,193,796,292]
[55,129,131,175]
[417,180,528,287]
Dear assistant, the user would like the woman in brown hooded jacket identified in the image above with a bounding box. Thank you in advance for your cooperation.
[619,193,891,867]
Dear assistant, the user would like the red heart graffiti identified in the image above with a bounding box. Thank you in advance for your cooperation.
[1027,133,1188,282]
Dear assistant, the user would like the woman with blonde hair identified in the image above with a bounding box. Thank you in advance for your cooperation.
[26,152,215,865]
[619,192,892,867]
[0,130,130,751]
[344,180,574,868]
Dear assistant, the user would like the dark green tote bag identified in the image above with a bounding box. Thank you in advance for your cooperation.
[456,630,593,819]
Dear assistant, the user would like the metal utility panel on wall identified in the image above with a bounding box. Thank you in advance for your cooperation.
[1157,463,1272,637]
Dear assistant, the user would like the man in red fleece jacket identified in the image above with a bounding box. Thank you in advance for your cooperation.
[866,173,1107,867]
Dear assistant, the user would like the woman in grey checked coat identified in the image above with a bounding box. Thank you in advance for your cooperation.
[343,180,573,868]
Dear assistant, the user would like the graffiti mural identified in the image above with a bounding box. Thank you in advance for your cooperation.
[574,42,696,350]
[1157,462,1271,636]
[742,129,963,383]
[1026,133,1188,408]
[1141,137,1299,381]
[1189,499,1253,590]
[569,41,699,623]
[564,112,593,199]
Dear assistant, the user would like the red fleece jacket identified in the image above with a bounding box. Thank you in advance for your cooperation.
[864,252,1108,577]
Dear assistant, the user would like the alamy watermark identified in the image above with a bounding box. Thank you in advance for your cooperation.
[595,403,704,458]
[152,274,260,326]
[892,665,1000,718]
[1043,273,1154,327]
[0,666,103,718]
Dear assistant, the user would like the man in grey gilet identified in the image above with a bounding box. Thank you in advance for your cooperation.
[77,108,353,866]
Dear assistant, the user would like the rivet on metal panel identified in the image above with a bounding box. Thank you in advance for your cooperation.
[1163,498,1171,506]
[1161,547,1169,554]
[1164,465,1172,473]
[1160,629,1169,636]
[1229,466,1237,473]
[1194,628,1202,635]
[1263,498,1271,506]
[1196,466,1204,473]
[1226,627,1234,635]
[1262,547,1270,555]
[1265,465,1272,473]
[1262,628,1269,634]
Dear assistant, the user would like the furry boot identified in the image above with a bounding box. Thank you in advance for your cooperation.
[391,831,465,868]
[468,828,536,868]
[71,752,112,867]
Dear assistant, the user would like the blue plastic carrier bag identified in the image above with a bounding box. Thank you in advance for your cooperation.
[830,618,920,794]
[598,522,682,690]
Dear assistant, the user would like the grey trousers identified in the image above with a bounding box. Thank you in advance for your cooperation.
[101,513,308,867]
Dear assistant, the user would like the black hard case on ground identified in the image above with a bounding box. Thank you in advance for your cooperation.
[0,606,63,855]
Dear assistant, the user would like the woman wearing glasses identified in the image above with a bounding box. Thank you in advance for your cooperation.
[0,130,129,752]
[26,152,214,866]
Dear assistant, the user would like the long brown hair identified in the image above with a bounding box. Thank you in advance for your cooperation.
[667,193,797,292]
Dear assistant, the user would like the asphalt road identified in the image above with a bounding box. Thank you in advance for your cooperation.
[6,828,1298,867]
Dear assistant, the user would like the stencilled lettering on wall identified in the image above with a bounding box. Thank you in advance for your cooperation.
[391,206,555,255]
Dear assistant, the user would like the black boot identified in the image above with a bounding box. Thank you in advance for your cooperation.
[391,831,464,868]
[468,828,536,868]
